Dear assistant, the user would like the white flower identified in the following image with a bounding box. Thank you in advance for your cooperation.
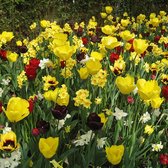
[0,149,21,168]
[140,112,151,123]
[1,78,10,86]
[0,87,3,97]
[37,91,44,100]
[39,58,50,69]
[133,86,138,94]
[153,108,161,117]
[74,130,95,146]
[152,141,163,152]
[113,107,128,120]
[97,137,107,149]
[80,54,90,64]
[58,114,71,130]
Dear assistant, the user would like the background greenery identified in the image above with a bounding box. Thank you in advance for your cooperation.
[0,0,168,37]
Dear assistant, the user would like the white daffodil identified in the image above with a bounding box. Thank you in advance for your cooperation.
[113,107,128,120]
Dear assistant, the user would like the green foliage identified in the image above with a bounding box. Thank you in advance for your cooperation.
[0,0,167,38]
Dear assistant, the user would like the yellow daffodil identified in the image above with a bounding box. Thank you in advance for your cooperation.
[0,131,19,151]
[133,39,148,54]
[115,75,136,94]
[144,125,154,135]
[106,145,124,165]
[3,97,30,122]
[39,137,59,158]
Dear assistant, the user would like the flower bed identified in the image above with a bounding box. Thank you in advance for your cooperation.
[0,5,168,168]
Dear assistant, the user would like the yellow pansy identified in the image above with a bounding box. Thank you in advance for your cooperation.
[39,137,59,158]
[115,75,136,94]
[106,145,124,165]
[3,97,30,122]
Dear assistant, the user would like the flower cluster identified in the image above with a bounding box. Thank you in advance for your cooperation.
[0,5,168,168]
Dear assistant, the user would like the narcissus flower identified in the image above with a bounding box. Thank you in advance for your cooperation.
[0,131,19,151]
[106,145,124,165]
[133,39,148,54]
[144,125,154,135]
[137,79,161,100]
[3,97,30,122]
[39,137,59,158]
[115,75,136,94]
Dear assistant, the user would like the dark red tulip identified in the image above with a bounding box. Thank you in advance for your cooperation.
[36,120,50,134]
[159,154,168,165]
[52,104,68,120]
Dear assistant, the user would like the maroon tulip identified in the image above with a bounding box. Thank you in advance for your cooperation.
[161,85,168,101]
[18,45,28,53]
[76,52,85,62]
[52,104,68,120]
[0,102,3,113]
[36,120,50,134]
[87,113,103,131]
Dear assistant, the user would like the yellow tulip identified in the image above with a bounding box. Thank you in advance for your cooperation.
[78,67,89,79]
[101,25,116,35]
[43,88,59,103]
[90,51,103,61]
[3,97,30,122]
[150,97,164,109]
[120,30,135,41]
[101,36,121,49]
[54,44,76,60]
[133,39,148,54]
[39,137,59,158]
[7,52,18,62]
[86,59,102,75]
[115,75,136,94]
[121,19,130,27]
[106,145,124,165]
[100,12,107,19]
[105,6,113,14]
[137,79,161,100]
[0,131,19,151]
